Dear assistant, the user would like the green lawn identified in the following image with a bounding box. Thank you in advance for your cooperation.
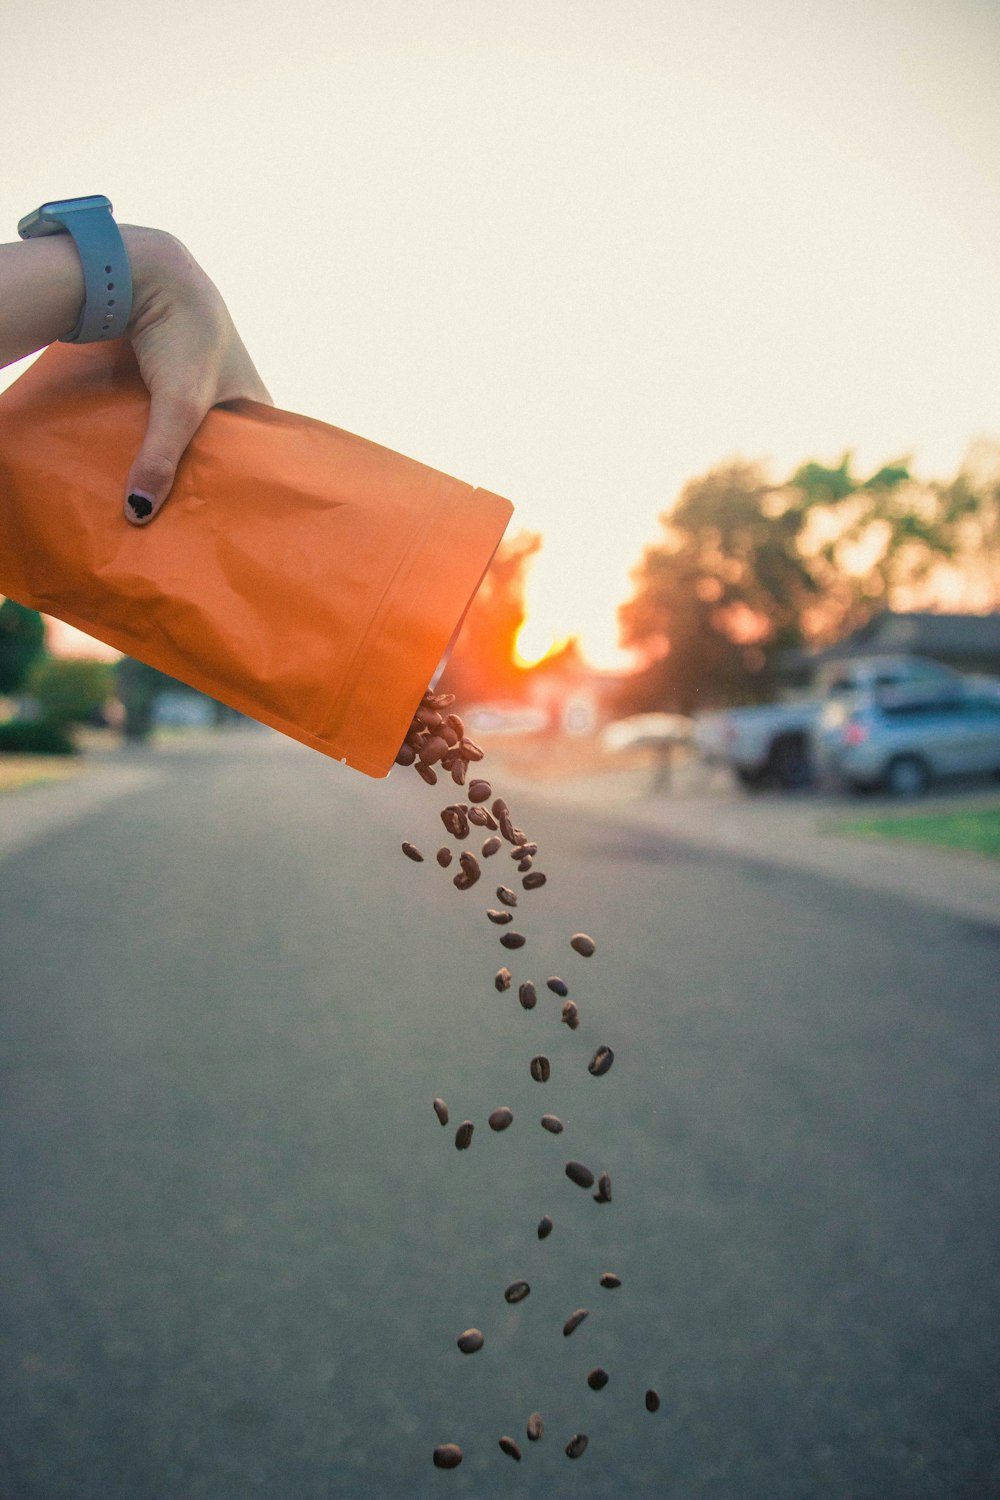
[826,804,1000,860]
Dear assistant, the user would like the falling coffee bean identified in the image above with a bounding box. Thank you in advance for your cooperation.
[459,852,481,882]
[488,1106,514,1132]
[456,1329,484,1354]
[504,1280,530,1304]
[498,1436,522,1461]
[394,741,416,766]
[599,1272,622,1289]
[496,885,518,907]
[495,967,513,992]
[565,1161,595,1189]
[510,842,538,859]
[526,1412,544,1442]
[593,1171,612,1203]
[547,976,568,996]
[436,847,453,868]
[518,981,537,1011]
[645,1389,661,1413]
[561,1000,580,1030]
[450,758,468,786]
[401,842,424,862]
[461,738,485,762]
[468,779,492,804]
[587,1367,610,1390]
[540,1114,564,1134]
[588,1045,614,1077]
[500,932,526,950]
[432,1097,449,1126]
[455,1121,474,1150]
[481,836,502,857]
[563,1309,589,1337]
[433,1443,463,1468]
[565,1433,589,1460]
[419,735,450,766]
[529,1055,551,1083]
[517,857,532,872]
[570,933,596,957]
[537,1215,553,1239]
[522,871,547,890]
[487,908,513,925]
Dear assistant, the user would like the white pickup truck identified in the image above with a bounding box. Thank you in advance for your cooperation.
[692,655,964,790]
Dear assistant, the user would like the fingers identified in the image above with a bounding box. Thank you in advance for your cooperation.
[124,389,205,526]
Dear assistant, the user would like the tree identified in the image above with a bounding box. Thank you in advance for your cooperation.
[27,658,115,726]
[436,531,543,703]
[0,599,46,695]
[618,460,819,712]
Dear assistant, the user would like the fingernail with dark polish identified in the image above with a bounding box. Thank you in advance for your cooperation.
[127,492,155,520]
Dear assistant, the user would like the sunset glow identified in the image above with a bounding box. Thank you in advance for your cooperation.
[513,616,572,670]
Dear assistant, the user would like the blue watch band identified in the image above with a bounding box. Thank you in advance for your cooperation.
[18,195,133,344]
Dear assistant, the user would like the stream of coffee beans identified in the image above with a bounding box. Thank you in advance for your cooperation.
[398,689,659,1472]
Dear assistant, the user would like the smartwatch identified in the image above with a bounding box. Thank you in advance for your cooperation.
[18,195,133,344]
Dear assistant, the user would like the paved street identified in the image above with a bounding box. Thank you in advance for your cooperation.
[1,729,998,1499]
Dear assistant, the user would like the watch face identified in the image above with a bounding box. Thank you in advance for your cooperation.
[18,196,112,238]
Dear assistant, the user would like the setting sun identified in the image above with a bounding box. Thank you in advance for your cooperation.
[513,616,572,670]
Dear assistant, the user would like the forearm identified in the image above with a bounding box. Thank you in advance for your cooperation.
[0,235,87,366]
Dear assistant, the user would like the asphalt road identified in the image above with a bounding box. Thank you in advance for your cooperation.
[1,730,998,1500]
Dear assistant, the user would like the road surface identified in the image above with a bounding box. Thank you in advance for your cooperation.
[1,730,998,1499]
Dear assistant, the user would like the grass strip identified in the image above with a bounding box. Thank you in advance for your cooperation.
[825,806,1000,860]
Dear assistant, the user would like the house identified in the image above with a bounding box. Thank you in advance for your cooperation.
[778,611,1000,685]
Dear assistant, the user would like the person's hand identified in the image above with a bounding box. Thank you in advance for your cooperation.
[120,227,273,525]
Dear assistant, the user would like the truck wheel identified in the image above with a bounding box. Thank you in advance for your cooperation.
[884,754,931,797]
[770,735,812,791]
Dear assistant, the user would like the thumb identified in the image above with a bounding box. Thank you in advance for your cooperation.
[124,390,203,526]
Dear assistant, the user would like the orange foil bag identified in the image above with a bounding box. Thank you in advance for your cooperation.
[0,342,513,776]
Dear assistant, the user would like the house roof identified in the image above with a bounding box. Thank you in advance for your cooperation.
[778,611,1000,674]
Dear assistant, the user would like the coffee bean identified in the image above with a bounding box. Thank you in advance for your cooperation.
[498,1436,522,1461]
[547,976,568,996]
[419,734,450,766]
[433,1097,449,1126]
[588,1045,614,1077]
[487,908,513,925]
[415,706,443,730]
[498,810,517,843]
[518,981,537,1011]
[481,836,502,857]
[522,871,547,889]
[565,1433,589,1459]
[500,932,526,950]
[593,1171,612,1203]
[509,842,538,859]
[529,1055,550,1083]
[467,806,492,827]
[496,885,518,907]
[433,1443,463,1468]
[460,852,481,882]
[565,1161,594,1189]
[416,763,438,786]
[587,1367,610,1390]
[562,1308,589,1337]
[561,1000,580,1030]
[468,779,492,804]
[428,691,455,709]
[526,1412,544,1442]
[495,967,513,991]
[444,711,464,737]
[488,1106,514,1132]
[460,738,485,762]
[456,1329,484,1354]
[645,1389,661,1413]
[480,810,499,830]
[513,830,529,845]
[440,724,459,748]
[599,1272,622,1289]
[452,872,474,891]
[436,847,453,868]
[504,1280,530,1304]
[537,1215,553,1239]
[570,933,596,957]
[540,1114,564,1134]
[491,797,508,819]
[450,758,468,786]
[394,742,416,766]
[517,857,533,872]
[455,1121,474,1150]
[401,842,424,862]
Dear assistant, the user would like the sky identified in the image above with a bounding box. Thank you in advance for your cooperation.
[2,0,998,667]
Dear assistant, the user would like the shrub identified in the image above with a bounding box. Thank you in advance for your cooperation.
[27,657,115,726]
[0,719,78,755]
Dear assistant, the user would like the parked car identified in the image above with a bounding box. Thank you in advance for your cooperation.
[692,655,965,791]
[817,686,1000,795]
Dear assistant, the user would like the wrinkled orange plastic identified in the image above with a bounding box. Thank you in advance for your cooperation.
[0,342,512,776]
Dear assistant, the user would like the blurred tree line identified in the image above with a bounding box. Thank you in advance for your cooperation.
[439,441,1000,714]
